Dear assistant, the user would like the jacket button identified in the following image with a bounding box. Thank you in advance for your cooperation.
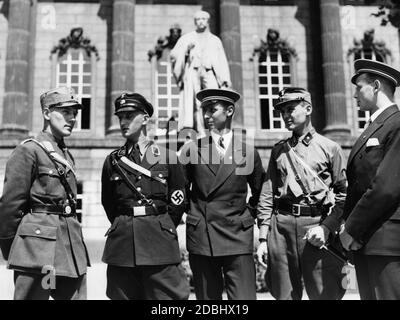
[158,174,163,178]
[35,229,41,235]
[138,200,142,205]
[137,187,142,192]
[49,170,53,174]
[137,176,142,180]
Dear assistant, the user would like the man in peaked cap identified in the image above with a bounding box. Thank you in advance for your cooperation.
[0,87,90,300]
[179,88,265,300]
[101,92,190,300]
[256,87,348,300]
[340,59,400,300]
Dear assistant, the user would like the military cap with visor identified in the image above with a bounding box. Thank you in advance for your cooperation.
[351,59,400,87]
[40,87,82,109]
[274,87,312,110]
[114,92,154,117]
[196,88,241,108]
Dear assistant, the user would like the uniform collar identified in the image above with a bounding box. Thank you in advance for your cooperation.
[38,131,66,150]
[122,137,152,160]
[291,127,316,147]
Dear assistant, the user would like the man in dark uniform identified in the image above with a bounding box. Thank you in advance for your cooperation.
[101,92,189,300]
[256,87,347,300]
[179,88,265,300]
[0,87,90,300]
[340,59,400,300]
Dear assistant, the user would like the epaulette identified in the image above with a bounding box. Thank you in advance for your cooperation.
[20,138,35,145]
[116,145,127,157]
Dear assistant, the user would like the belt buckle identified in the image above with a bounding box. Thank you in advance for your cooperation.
[292,204,301,217]
[133,206,146,217]
[63,203,74,216]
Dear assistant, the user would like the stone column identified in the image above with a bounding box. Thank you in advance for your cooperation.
[220,0,244,127]
[320,0,350,137]
[107,0,135,135]
[200,0,219,35]
[0,0,33,137]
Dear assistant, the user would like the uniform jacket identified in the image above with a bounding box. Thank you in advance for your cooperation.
[257,128,347,239]
[0,132,89,277]
[344,105,400,256]
[101,141,187,267]
[180,133,265,257]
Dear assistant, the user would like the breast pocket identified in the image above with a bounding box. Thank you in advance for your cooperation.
[151,170,168,196]
[37,166,62,196]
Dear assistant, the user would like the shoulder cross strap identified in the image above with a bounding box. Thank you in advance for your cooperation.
[22,139,77,208]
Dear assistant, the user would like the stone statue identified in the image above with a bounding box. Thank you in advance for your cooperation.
[170,10,231,135]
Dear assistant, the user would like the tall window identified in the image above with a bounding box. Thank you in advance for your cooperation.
[253,29,298,131]
[148,25,183,136]
[154,53,180,135]
[258,51,292,130]
[348,29,391,131]
[51,28,99,132]
[56,49,91,131]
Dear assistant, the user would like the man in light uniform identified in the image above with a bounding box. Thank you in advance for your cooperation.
[257,87,347,300]
[0,87,90,300]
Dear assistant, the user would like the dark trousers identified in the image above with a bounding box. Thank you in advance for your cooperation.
[13,271,86,300]
[353,253,400,300]
[106,264,190,300]
[267,213,346,300]
[189,254,256,300]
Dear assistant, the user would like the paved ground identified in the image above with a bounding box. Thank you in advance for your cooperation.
[0,227,360,300]
[0,263,360,300]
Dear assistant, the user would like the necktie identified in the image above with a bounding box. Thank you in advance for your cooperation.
[217,136,226,160]
[218,136,225,149]
[132,143,141,164]
[58,140,68,158]
[365,118,372,129]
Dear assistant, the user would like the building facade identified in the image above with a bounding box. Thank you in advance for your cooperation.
[0,0,399,231]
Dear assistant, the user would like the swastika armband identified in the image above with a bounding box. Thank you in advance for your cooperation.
[171,190,185,205]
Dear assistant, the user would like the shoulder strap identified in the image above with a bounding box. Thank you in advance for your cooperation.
[288,143,330,191]
[119,156,166,185]
[110,152,155,207]
[284,142,311,197]
[23,139,76,207]
[42,141,76,176]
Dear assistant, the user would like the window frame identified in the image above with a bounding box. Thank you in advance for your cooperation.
[51,48,97,137]
[150,48,180,137]
[253,49,298,132]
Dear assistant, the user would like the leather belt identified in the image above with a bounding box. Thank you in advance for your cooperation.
[117,205,167,217]
[31,204,76,217]
[276,202,322,217]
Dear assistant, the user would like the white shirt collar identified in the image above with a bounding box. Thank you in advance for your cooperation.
[370,103,394,123]
[211,130,233,151]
